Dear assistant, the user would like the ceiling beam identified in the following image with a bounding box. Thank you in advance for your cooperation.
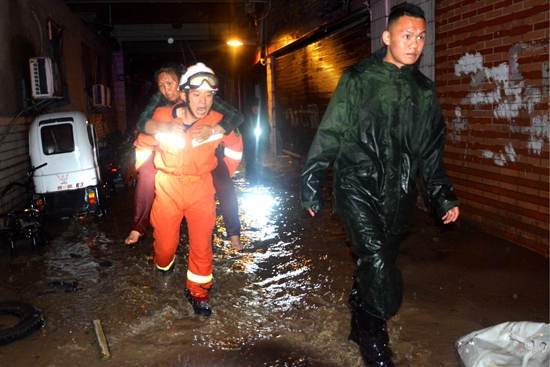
[111,23,232,42]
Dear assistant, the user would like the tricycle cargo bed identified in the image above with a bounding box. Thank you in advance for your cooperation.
[40,187,99,218]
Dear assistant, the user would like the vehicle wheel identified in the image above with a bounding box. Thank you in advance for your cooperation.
[0,302,45,346]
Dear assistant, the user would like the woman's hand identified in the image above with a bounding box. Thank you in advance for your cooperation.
[190,125,214,142]
[191,124,226,142]
[145,119,183,136]
[165,120,184,135]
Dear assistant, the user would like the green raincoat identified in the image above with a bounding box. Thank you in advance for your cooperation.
[301,48,460,319]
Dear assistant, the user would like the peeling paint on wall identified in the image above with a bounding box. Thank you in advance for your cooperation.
[454,44,549,164]
[526,114,550,155]
[505,143,516,163]
[454,52,484,76]
[285,104,320,129]
[481,149,507,166]
[451,107,468,142]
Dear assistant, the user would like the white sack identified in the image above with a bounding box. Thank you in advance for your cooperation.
[456,321,549,367]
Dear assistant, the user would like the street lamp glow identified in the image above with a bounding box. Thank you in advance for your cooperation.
[227,39,244,47]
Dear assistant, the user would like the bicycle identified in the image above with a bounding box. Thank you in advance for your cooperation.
[0,163,53,254]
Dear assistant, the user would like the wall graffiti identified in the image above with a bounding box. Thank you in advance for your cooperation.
[285,104,320,129]
[453,44,549,166]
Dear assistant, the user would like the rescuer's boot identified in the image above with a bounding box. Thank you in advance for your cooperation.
[156,256,176,277]
[184,288,212,317]
[158,264,175,277]
[349,306,360,344]
[349,289,394,367]
[156,257,176,289]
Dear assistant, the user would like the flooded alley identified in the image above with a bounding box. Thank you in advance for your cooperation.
[0,153,548,367]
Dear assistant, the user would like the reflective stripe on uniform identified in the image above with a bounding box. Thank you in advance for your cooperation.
[224,147,242,160]
[155,132,186,148]
[192,133,223,147]
[135,150,152,162]
[187,270,213,284]
[156,256,176,271]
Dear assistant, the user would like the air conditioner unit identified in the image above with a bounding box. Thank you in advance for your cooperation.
[29,57,54,99]
[92,84,111,107]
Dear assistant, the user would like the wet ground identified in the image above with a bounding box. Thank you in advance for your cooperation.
[0,153,548,367]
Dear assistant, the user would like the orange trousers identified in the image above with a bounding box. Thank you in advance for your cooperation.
[150,171,216,299]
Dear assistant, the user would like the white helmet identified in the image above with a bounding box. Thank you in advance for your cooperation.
[179,62,219,92]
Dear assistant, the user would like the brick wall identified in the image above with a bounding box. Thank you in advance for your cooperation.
[264,0,371,156]
[273,20,370,157]
[88,113,118,141]
[0,116,34,212]
[266,0,366,55]
[435,0,549,254]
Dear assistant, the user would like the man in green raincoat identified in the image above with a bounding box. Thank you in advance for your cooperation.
[301,4,460,366]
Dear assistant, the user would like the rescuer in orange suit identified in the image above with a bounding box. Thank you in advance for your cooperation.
[134,63,242,317]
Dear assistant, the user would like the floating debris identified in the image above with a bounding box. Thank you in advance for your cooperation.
[93,319,111,360]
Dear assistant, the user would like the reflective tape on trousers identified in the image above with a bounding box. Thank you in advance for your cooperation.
[187,270,213,284]
[156,256,176,271]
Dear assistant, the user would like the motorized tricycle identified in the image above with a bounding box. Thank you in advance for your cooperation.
[28,111,111,219]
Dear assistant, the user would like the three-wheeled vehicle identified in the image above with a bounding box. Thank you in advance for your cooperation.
[28,111,111,219]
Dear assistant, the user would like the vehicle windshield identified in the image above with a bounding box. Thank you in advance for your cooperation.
[41,123,74,155]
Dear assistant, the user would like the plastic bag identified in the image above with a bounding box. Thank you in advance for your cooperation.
[456,322,549,367]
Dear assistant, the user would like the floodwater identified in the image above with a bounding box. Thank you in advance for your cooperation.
[0,153,548,367]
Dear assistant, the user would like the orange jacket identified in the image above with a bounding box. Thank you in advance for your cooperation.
[134,104,242,176]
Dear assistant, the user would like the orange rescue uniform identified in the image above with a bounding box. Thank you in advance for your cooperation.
[134,103,242,300]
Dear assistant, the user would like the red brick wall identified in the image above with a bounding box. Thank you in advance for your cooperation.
[88,112,119,141]
[263,0,371,157]
[266,0,367,55]
[273,21,370,157]
[435,0,549,254]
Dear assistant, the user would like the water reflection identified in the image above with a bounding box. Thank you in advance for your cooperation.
[2,158,546,367]
[240,186,278,225]
[194,175,333,363]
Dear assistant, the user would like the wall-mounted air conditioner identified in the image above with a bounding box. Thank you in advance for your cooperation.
[29,57,54,99]
[92,84,111,108]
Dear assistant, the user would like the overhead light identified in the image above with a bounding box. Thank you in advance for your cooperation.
[227,39,244,47]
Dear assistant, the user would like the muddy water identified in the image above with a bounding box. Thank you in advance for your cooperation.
[0,154,547,367]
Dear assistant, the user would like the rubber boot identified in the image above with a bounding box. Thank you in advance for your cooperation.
[349,307,360,344]
[349,290,394,367]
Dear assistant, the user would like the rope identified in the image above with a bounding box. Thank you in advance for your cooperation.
[509,332,548,367]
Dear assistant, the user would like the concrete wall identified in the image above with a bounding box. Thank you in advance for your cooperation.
[435,0,549,254]
[0,0,117,214]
